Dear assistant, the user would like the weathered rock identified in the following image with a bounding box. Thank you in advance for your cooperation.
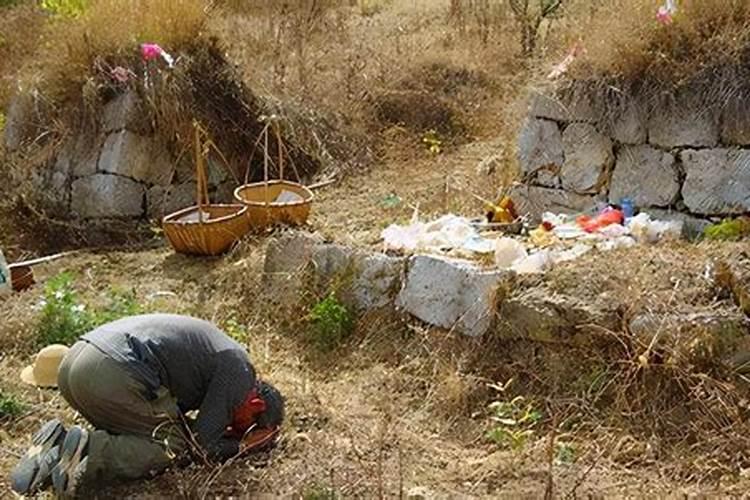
[102,91,149,133]
[98,130,174,186]
[721,97,750,146]
[263,231,324,306]
[609,145,679,208]
[311,245,404,312]
[607,102,647,144]
[311,244,356,289]
[647,208,710,241]
[517,118,563,187]
[55,136,99,178]
[680,149,750,215]
[147,182,197,219]
[213,181,237,204]
[71,174,145,218]
[350,253,404,311]
[561,123,613,194]
[508,184,598,223]
[528,89,596,123]
[629,310,749,361]
[648,101,719,148]
[396,255,513,336]
[499,288,620,343]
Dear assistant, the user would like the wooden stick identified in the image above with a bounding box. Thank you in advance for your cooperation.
[307,178,337,190]
[10,251,75,268]
[194,123,204,224]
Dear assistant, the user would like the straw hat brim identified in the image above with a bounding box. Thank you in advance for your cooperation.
[20,364,59,388]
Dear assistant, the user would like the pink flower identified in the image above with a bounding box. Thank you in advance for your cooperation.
[140,43,163,61]
[656,6,673,25]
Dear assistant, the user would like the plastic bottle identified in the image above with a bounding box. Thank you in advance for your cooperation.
[620,198,635,219]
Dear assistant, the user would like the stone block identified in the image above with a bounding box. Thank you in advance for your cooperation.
[648,100,719,148]
[99,130,174,186]
[609,145,679,208]
[147,182,197,219]
[499,288,620,343]
[721,96,750,146]
[263,231,324,306]
[508,184,598,223]
[350,253,404,311]
[396,255,514,336]
[517,118,563,187]
[561,123,613,194]
[607,102,647,144]
[71,174,145,219]
[629,310,749,362]
[680,149,750,215]
[528,88,596,123]
[102,90,150,134]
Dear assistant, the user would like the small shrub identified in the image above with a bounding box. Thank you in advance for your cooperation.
[555,442,576,465]
[0,391,26,420]
[308,294,353,352]
[36,272,144,347]
[703,217,750,241]
[36,272,94,347]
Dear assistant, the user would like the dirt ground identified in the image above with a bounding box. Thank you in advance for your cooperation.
[2,143,750,499]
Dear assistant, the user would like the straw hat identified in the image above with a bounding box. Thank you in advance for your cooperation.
[20,345,69,388]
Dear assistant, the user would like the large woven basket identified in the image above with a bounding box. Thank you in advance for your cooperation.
[234,180,314,229]
[163,123,251,256]
[163,204,250,256]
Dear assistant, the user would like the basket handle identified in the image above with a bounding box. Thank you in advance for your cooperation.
[194,122,211,224]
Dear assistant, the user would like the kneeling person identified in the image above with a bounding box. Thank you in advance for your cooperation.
[11,314,284,497]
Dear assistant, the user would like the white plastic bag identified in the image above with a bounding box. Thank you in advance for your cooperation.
[0,249,11,297]
[511,250,552,274]
[494,237,528,268]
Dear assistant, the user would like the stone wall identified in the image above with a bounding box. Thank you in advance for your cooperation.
[514,88,750,227]
[4,90,235,221]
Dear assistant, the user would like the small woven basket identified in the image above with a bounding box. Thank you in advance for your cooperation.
[163,123,250,256]
[234,180,313,229]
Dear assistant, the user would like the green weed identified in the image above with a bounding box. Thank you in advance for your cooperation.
[486,379,542,451]
[35,272,144,347]
[703,217,750,241]
[0,391,26,420]
[224,317,249,345]
[303,484,337,500]
[555,442,577,465]
[41,0,88,17]
[308,294,353,352]
[422,129,442,154]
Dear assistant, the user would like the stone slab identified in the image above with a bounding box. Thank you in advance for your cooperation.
[680,149,750,215]
[609,145,679,208]
[71,174,145,218]
[561,123,613,194]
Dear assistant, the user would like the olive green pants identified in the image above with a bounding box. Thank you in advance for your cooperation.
[57,341,188,485]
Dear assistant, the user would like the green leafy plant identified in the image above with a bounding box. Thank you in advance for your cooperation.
[486,379,542,451]
[703,217,750,241]
[308,294,353,352]
[41,0,88,17]
[36,272,144,347]
[0,391,26,420]
[555,442,576,465]
[36,272,94,347]
[303,484,337,500]
[422,129,442,154]
[224,317,249,344]
[0,112,5,134]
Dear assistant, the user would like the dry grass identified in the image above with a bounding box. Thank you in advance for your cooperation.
[564,0,750,84]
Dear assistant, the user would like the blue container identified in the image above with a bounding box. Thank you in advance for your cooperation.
[620,198,635,218]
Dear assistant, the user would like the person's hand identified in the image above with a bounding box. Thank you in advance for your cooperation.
[239,427,279,454]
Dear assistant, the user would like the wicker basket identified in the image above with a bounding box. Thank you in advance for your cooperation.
[234,180,314,229]
[163,124,251,256]
[163,204,250,256]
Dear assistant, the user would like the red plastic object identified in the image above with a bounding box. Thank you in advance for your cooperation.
[577,209,624,233]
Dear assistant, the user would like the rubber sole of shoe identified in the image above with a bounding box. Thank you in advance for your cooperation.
[10,419,65,495]
[52,426,89,497]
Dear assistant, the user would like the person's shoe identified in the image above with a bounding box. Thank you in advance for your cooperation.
[10,418,66,495]
[52,425,89,498]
